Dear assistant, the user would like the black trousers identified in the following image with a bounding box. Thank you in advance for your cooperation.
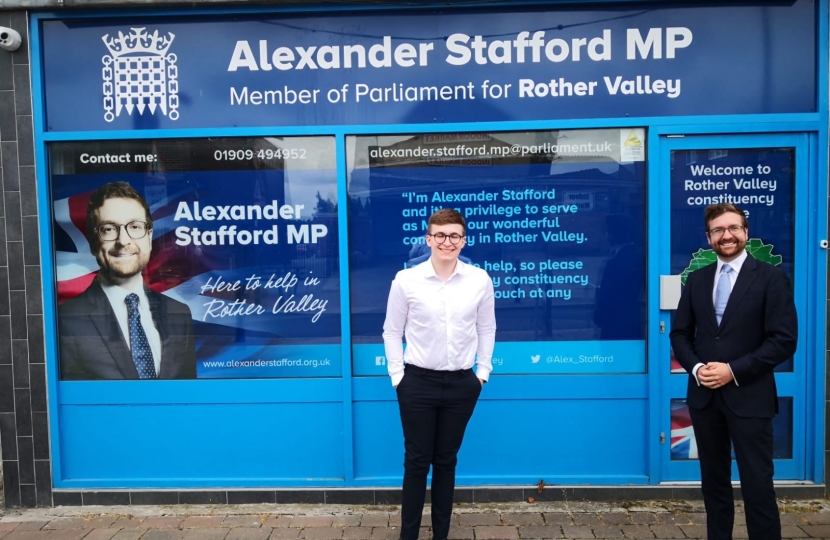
[396,364,482,540]
[689,390,780,540]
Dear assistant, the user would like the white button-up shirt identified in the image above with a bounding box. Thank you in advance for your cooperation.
[382,259,496,387]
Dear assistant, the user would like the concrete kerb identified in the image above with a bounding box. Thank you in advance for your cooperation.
[1,499,829,522]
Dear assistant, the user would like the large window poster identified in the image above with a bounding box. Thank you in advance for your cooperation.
[348,129,647,375]
[51,137,341,380]
[669,148,795,374]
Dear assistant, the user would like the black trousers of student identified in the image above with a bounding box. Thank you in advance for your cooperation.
[689,390,781,540]
[396,364,482,540]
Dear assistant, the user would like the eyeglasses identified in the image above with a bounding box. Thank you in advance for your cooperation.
[707,225,745,238]
[428,233,465,245]
[96,221,150,241]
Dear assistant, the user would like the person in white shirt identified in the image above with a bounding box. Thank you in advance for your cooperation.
[383,208,496,540]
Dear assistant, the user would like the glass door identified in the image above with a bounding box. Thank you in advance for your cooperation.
[657,133,808,481]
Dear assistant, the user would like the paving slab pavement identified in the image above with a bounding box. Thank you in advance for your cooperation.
[1,499,829,540]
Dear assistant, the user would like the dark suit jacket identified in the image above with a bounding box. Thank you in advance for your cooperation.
[669,255,797,418]
[59,280,197,380]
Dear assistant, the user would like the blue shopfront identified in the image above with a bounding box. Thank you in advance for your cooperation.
[28,0,828,498]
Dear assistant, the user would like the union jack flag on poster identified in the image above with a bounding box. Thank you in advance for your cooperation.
[670,400,698,460]
[53,182,207,306]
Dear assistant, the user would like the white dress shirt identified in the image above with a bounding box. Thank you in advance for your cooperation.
[692,250,747,386]
[382,259,497,387]
[101,281,163,374]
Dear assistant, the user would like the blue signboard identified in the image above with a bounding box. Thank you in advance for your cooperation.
[40,2,815,131]
[348,128,647,375]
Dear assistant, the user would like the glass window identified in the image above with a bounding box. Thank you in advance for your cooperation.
[348,129,647,375]
[50,137,340,380]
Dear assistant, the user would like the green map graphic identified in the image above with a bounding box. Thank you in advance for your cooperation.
[679,238,783,285]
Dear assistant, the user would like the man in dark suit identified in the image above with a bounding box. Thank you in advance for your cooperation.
[59,181,196,380]
[670,203,797,540]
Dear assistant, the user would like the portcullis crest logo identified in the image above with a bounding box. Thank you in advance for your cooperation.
[101,28,179,123]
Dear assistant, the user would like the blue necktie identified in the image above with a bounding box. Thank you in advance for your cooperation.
[714,264,733,326]
[125,293,157,379]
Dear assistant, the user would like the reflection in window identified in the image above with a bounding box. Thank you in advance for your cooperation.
[347,129,647,374]
[686,151,698,165]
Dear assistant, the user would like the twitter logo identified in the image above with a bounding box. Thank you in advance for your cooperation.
[531,355,540,364]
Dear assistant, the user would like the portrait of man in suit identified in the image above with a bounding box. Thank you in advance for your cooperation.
[670,203,797,540]
[58,181,197,380]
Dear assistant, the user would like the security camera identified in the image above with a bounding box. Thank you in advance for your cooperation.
[0,27,22,52]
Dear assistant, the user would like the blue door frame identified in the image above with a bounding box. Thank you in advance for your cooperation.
[652,132,822,483]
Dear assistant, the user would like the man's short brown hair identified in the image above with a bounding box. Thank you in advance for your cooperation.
[703,203,748,231]
[86,181,153,244]
[428,208,466,235]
